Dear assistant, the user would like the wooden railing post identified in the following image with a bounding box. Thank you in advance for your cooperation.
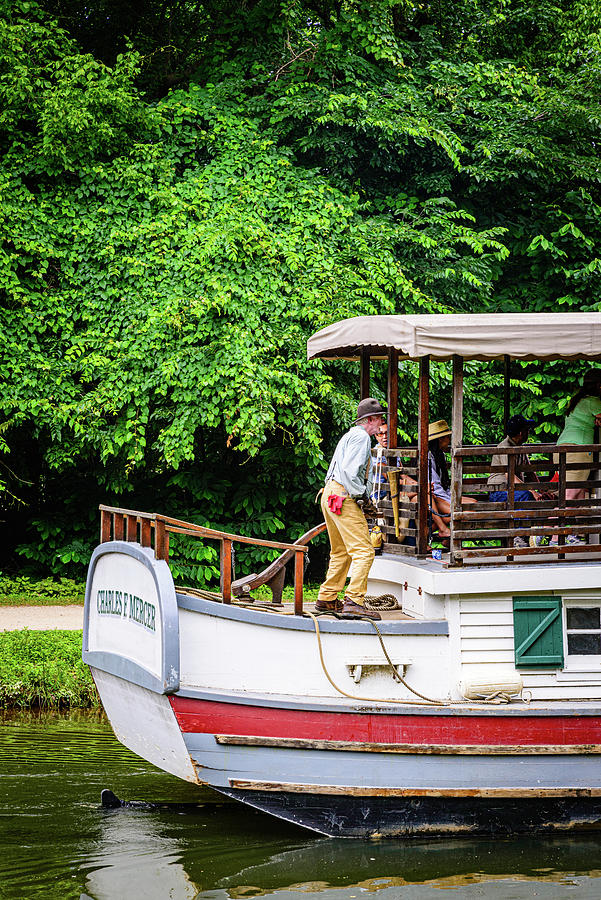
[417,356,430,556]
[100,509,111,543]
[140,517,152,548]
[155,517,167,560]
[593,426,600,545]
[113,514,124,541]
[558,451,566,560]
[221,539,232,604]
[506,454,516,560]
[387,349,398,448]
[294,549,304,615]
[126,514,137,542]
[450,355,464,566]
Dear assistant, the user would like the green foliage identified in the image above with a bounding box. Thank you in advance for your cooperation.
[1,0,601,579]
[0,629,98,707]
[0,1,154,172]
[0,575,84,605]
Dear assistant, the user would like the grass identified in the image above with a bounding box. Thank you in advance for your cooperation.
[251,583,321,604]
[0,575,85,606]
[0,577,323,709]
[0,576,323,607]
[0,629,98,709]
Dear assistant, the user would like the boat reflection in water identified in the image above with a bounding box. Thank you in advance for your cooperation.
[83,802,601,900]
[83,805,197,900]
[5,712,597,900]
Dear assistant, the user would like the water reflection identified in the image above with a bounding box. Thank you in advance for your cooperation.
[84,808,197,900]
[2,711,601,900]
[82,809,601,900]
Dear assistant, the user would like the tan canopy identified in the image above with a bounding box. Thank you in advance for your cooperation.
[306,313,601,361]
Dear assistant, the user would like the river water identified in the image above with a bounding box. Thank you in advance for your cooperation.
[2,711,601,899]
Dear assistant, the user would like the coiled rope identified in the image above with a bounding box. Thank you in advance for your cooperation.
[364,593,399,610]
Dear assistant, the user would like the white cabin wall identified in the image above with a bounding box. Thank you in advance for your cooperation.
[178,608,451,702]
[371,555,601,700]
[402,586,446,619]
[449,589,601,701]
[368,559,446,619]
[367,577,445,620]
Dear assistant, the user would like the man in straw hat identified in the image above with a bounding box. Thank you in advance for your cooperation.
[316,398,385,620]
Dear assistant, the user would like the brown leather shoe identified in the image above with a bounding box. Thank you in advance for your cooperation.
[341,598,381,620]
[315,598,343,612]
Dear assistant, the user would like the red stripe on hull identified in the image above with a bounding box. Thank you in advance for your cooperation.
[169,696,601,746]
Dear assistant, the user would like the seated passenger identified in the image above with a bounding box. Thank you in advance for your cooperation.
[428,420,476,539]
[372,423,417,502]
[373,422,448,548]
[555,369,601,502]
[488,414,542,504]
[488,414,543,548]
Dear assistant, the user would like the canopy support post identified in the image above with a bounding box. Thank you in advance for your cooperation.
[360,349,370,399]
[387,350,398,449]
[417,356,430,556]
[504,355,511,430]
[450,355,464,567]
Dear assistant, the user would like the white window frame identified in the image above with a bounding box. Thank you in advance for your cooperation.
[562,598,601,671]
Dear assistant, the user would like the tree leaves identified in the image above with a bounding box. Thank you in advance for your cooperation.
[2,0,601,579]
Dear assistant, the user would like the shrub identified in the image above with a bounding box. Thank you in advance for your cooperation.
[0,629,98,708]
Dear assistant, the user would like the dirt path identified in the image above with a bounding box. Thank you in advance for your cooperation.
[0,606,84,632]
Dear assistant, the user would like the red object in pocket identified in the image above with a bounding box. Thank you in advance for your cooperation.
[327,494,345,515]
[551,472,559,483]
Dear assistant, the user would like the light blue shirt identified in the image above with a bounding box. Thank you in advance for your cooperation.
[325,426,374,499]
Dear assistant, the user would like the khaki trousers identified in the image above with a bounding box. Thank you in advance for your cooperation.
[317,481,375,606]
[554,450,593,483]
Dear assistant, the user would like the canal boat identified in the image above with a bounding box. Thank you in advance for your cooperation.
[84,312,601,837]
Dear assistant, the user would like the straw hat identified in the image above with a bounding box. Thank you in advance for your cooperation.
[429,419,451,440]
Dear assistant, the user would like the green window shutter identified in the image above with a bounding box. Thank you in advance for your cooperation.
[513,596,564,668]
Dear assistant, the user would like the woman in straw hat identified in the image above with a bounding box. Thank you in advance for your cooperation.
[428,420,477,542]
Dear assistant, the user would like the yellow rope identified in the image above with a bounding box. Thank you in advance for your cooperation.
[306,612,522,707]
[369,618,446,704]
[306,611,448,706]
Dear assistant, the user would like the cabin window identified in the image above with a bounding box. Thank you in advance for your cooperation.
[565,604,601,660]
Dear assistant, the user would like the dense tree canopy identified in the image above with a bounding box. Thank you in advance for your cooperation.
[1,0,601,581]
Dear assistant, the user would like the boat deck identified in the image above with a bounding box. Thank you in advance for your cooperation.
[179,587,415,621]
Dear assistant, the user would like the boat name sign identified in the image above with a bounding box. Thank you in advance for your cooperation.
[96,588,156,631]
[86,549,162,681]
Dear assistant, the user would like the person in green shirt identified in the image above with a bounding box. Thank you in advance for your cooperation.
[552,369,601,544]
